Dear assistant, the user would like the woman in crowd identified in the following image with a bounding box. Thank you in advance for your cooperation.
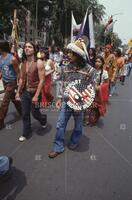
[83,56,109,125]
[40,49,55,107]
[120,56,129,85]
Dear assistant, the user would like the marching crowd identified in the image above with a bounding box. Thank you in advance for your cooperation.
[0,38,132,181]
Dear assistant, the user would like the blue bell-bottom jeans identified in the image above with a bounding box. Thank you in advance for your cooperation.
[53,102,84,152]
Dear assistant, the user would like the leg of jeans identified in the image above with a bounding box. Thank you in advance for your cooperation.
[129,68,132,76]
[31,100,47,126]
[124,76,126,82]
[21,91,31,137]
[110,84,116,95]
[122,76,125,83]
[53,103,72,152]
[109,82,116,95]
[109,82,111,95]
[127,67,131,77]
[70,111,84,145]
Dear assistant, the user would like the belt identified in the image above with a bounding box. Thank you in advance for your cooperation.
[26,88,36,93]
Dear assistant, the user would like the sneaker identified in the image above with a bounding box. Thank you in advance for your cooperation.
[42,124,47,129]
[19,136,26,142]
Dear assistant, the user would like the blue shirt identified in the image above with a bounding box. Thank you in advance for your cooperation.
[0,53,17,82]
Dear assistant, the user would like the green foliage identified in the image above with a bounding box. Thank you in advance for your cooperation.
[51,0,106,45]
[0,0,34,38]
[0,0,111,47]
[94,23,105,47]
[94,23,122,48]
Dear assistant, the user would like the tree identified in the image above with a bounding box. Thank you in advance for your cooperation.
[0,0,106,46]
[94,22,122,48]
[0,0,34,39]
[94,23,105,47]
[51,0,106,46]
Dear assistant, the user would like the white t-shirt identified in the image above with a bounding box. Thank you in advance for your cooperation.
[95,69,108,84]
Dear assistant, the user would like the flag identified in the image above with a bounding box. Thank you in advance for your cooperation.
[71,11,81,42]
[104,16,113,32]
[104,22,113,34]
[76,8,95,48]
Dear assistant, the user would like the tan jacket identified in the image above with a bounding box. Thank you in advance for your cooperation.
[104,54,117,81]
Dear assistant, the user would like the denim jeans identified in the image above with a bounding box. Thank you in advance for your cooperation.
[53,102,84,152]
[127,66,132,77]
[0,156,9,175]
[109,81,116,96]
[21,90,47,137]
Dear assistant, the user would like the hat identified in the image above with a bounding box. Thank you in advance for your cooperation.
[105,44,112,49]
[67,38,87,60]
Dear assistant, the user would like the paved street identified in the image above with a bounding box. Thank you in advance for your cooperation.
[0,77,132,200]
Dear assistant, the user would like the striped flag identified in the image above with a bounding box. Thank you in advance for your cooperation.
[68,85,93,105]
[105,22,113,33]
[104,15,113,32]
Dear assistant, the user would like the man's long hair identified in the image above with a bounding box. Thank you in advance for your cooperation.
[22,41,38,62]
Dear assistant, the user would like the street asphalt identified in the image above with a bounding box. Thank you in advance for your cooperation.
[0,76,132,200]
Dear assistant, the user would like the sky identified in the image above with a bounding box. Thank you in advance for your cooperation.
[99,0,132,44]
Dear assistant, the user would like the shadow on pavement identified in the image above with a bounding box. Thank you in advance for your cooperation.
[65,130,90,153]
[32,122,52,136]
[0,167,27,200]
[94,118,104,129]
[5,112,21,125]
[75,135,90,152]
[82,118,104,129]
